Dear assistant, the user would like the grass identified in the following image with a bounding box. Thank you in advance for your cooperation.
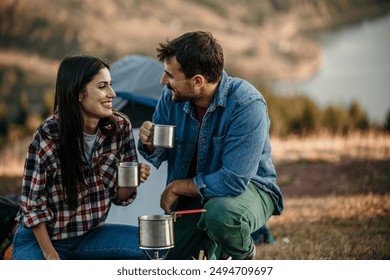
[2,131,389,177]
[1,131,390,259]
[271,130,390,164]
[258,131,390,259]
[257,194,390,259]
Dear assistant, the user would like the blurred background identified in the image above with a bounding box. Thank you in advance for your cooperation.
[1,0,390,142]
[0,0,389,259]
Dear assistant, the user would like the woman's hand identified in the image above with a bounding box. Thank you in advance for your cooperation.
[44,251,60,260]
[32,223,61,260]
[116,163,150,201]
[139,163,150,183]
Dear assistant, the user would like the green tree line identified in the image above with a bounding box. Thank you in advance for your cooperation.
[259,85,389,137]
[1,80,389,150]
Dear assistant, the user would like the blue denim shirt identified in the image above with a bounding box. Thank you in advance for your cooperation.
[138,71,283,215]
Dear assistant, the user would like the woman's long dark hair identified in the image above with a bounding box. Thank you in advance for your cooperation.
[54,55,118,210]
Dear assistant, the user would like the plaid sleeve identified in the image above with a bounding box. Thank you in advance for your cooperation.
[21,130,54,228]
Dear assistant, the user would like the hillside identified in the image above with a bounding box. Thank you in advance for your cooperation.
[1,0,389,83]
[1,0,389,134]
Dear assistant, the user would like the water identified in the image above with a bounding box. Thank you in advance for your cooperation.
[272,14,390,124]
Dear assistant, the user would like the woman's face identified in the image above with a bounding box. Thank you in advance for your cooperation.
[79,67,116,125]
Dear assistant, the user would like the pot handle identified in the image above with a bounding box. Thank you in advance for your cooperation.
[172,209,206,221]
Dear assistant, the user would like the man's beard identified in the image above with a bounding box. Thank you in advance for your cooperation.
[168,84,192,103]
[172,91,192,103]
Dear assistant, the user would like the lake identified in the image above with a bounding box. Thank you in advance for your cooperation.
[272,13,390,125]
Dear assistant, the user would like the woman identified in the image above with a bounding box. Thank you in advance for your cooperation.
[12,55,150,260]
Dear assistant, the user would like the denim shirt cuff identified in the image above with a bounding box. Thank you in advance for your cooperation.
[138,141,164,169]
[193,175,206,200]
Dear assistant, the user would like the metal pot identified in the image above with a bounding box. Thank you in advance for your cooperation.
[138,214,174,250]
[138,209,206,250]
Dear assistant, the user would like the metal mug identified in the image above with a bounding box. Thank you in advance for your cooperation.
[117,162,140,187]
[138,215,175,250]
[153,124,175,148]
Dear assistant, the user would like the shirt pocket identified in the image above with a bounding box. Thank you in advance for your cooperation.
[212,135,225,149]
[210,135,225,169]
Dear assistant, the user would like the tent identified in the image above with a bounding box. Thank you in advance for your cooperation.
[111,54,165,127]
[106,54,167,225]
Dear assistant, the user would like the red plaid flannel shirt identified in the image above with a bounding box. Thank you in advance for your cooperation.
[17,111,138,240]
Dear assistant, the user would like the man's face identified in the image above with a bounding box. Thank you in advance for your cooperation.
[160,57,200,103]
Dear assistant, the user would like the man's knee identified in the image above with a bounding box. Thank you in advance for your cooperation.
[199,197,238,238]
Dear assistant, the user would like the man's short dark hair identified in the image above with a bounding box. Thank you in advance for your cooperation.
[157,31,224,83]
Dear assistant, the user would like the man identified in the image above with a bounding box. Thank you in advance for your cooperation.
[138,31,283,260]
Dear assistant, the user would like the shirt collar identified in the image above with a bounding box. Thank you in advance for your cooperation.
[184,70,229,114]
[209,70,229,112]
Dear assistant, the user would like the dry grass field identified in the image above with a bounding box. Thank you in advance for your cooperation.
[261,193,389,259]
[1,132,389,259]
[257,131,390,260]
[271,130,390,164]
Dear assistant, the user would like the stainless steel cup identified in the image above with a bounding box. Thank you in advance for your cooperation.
[153,124,175,148]
[117,162,140,187]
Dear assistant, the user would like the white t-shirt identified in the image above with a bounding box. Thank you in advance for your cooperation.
[83,131,97,165]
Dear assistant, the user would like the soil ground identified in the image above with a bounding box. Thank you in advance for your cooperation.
[2,159,389,198]
[1,158,389,260]
[276,159,390,198]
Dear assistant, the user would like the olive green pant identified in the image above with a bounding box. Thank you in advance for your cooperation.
[165,182,275,260]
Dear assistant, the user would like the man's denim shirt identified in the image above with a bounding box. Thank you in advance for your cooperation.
[138,71,283,215]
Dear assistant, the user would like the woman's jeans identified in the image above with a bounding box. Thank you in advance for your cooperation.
[12,223,146,260]
[166,182,275,260]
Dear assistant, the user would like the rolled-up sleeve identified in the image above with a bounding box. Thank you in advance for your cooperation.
[21,133,54,228]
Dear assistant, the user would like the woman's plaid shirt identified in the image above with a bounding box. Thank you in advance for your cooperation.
[16,111,138,240]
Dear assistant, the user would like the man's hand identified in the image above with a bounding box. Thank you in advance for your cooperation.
[160,179,200,213]
[139,121,155,153]
[160,184,180,214]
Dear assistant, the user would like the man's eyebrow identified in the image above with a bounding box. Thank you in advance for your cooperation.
[164,70,174,78]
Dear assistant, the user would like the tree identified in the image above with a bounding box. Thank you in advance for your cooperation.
[322,105,349,134]
[348,100,369,130]
[385,108,390,133]
[0,100,8,143]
